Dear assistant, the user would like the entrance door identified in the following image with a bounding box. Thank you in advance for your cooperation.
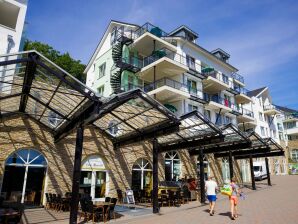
[1,149,47,206]
[132,158,152,190]
[80,156,108,201]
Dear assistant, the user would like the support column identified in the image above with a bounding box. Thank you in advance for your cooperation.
[199,148,205,204]
[69,126,84,224]
[153,66,156,99]
[249,155,256,190]
[265,157,271,186]
[152,138,159,213]
[229,151,233,180]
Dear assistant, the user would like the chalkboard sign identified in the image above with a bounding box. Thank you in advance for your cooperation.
[126,190,135,204]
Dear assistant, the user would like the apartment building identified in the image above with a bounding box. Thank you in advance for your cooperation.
[0,0,27,92]
[276,106,298,175]
[85,21,252,128]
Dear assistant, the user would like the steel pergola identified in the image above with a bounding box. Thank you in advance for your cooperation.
[0,51,285,220]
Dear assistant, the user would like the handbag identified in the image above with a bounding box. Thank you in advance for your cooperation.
[220,184,232,196]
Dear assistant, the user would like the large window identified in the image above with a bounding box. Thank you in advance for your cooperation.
[1,149,47,205]
[260,126,265,136]
[259,112,264,121]
[132,158,152,190]
[97,85,104,96]
[291,149,298,162]
[222,158,230,183]
[165,151,181,181]
[187,79,197,95]
[188,104,198,113]
[197,155,209,180]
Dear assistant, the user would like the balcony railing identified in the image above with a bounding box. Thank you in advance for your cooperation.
[134,22,169,39]
[143,48,187,68]
[201,68,233,87]
[205,94,240,111]
[231,72,244,84]
[233,86,249,96]
[240,108,254,118]
[264,104,277,111]
[143,78,203,99]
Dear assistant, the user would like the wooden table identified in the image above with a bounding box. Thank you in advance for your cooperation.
[0,208,20,224]
[93,202,114,223]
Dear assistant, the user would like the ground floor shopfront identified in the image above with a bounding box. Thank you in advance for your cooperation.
[0,114,283,207]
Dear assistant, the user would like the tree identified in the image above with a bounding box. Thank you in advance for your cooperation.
[24,40,86,82]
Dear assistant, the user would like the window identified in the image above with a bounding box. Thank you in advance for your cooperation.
[188,104,198,112]
[204,110,211,120]
[222,74,229,84]
[261,126,265,136]
[259,112,264,121]
[108,120,118,135]
[291,150,298,162]
[259,98,262,107]
[98,63,106,79]
[284,122,296,130]
[187,79,197,95]
[132,158,152,190]
[165,151,181,181]
[97,85,104,96]
[215,113,222,125]
[224,116,231,125]
[110,27,117,45]
[186,55,196,70]
[48,111,62,127]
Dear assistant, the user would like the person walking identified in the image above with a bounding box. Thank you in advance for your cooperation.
[205,176,218,216]
[230,177,240,220]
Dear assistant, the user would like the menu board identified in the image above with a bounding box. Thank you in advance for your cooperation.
[126,190,135,204]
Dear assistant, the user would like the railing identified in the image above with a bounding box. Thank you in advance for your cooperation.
[134,22,169,39]
[201,68,233,87]
[263,104,277,111]
[143,78,204,99]
[121,83,143,92]
[205,94,240,111]
[121,56,143,69]
[143,47,187,68]
[231,72,244,84]
[240,108,254,118]
[233,85,249,96]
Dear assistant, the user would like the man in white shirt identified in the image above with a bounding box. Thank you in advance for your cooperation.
[205,176,218,216]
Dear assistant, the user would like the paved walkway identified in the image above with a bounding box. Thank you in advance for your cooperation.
[22,175,298,224]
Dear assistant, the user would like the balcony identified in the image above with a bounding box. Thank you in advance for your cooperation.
[283,114,298,122]
[131,23,177,55]
[263,105,281,115]
[233,86,252,104]
[201,68,231,94]
[139,48,188,82]
[204,94,237,113]
[286,126,298,136]
[231,73,245,86]
[237,108,255,123]
[143,78,204,102]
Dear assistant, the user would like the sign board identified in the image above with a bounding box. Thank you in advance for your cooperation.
[126,190,135,204]
[82,156,105,170]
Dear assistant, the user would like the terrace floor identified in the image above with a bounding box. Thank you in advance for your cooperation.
[21,175,298,224]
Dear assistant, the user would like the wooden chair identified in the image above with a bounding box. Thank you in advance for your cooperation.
[108,198,118,220]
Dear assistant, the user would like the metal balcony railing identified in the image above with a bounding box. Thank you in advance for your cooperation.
[134,22,169,39]
[143,78,204,99]
[204,94,240,112]
[233,86,249,96]
[240,108,254,118]
[263,104,277,111]
[201,68,233,87]
[231,72,244,84]
[143,48,187,68]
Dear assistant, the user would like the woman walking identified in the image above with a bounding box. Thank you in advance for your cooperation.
[230,177,240,220]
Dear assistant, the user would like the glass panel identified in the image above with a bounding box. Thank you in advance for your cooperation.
[6,152,25,165]
[79,171,92,197]
[143,171,152,190]
[95,171,106,198]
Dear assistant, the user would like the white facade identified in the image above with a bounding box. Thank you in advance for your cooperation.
[84,21,251,127]
[0,0,27,55]
[0,0,27,93]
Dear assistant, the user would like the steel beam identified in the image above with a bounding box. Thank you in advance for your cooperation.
[249,155,256,190]
[265,157,271,186]
[152,138,159,213]
[234,151,284,160]
[213,147,270,158]
[199,148,205,204]
[69,125,84,224]
[229,151,233,179]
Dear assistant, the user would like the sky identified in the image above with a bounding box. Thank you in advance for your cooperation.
[25,0,298,109]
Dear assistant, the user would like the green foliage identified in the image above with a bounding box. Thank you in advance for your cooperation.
[24,40,86,82]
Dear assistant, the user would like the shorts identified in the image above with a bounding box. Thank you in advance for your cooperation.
[207,195,217,202]
[230,196,238,205]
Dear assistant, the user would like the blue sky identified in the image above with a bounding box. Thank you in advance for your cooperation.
[25,0,298,109]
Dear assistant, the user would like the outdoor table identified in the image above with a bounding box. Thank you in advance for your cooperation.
[0,208,19,224]
[93,201,113,213]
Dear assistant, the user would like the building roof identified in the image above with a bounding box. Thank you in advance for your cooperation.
[169,25,199,38]
[275,105,298,114]
[247,87,267,97]
[211,48,231,58]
